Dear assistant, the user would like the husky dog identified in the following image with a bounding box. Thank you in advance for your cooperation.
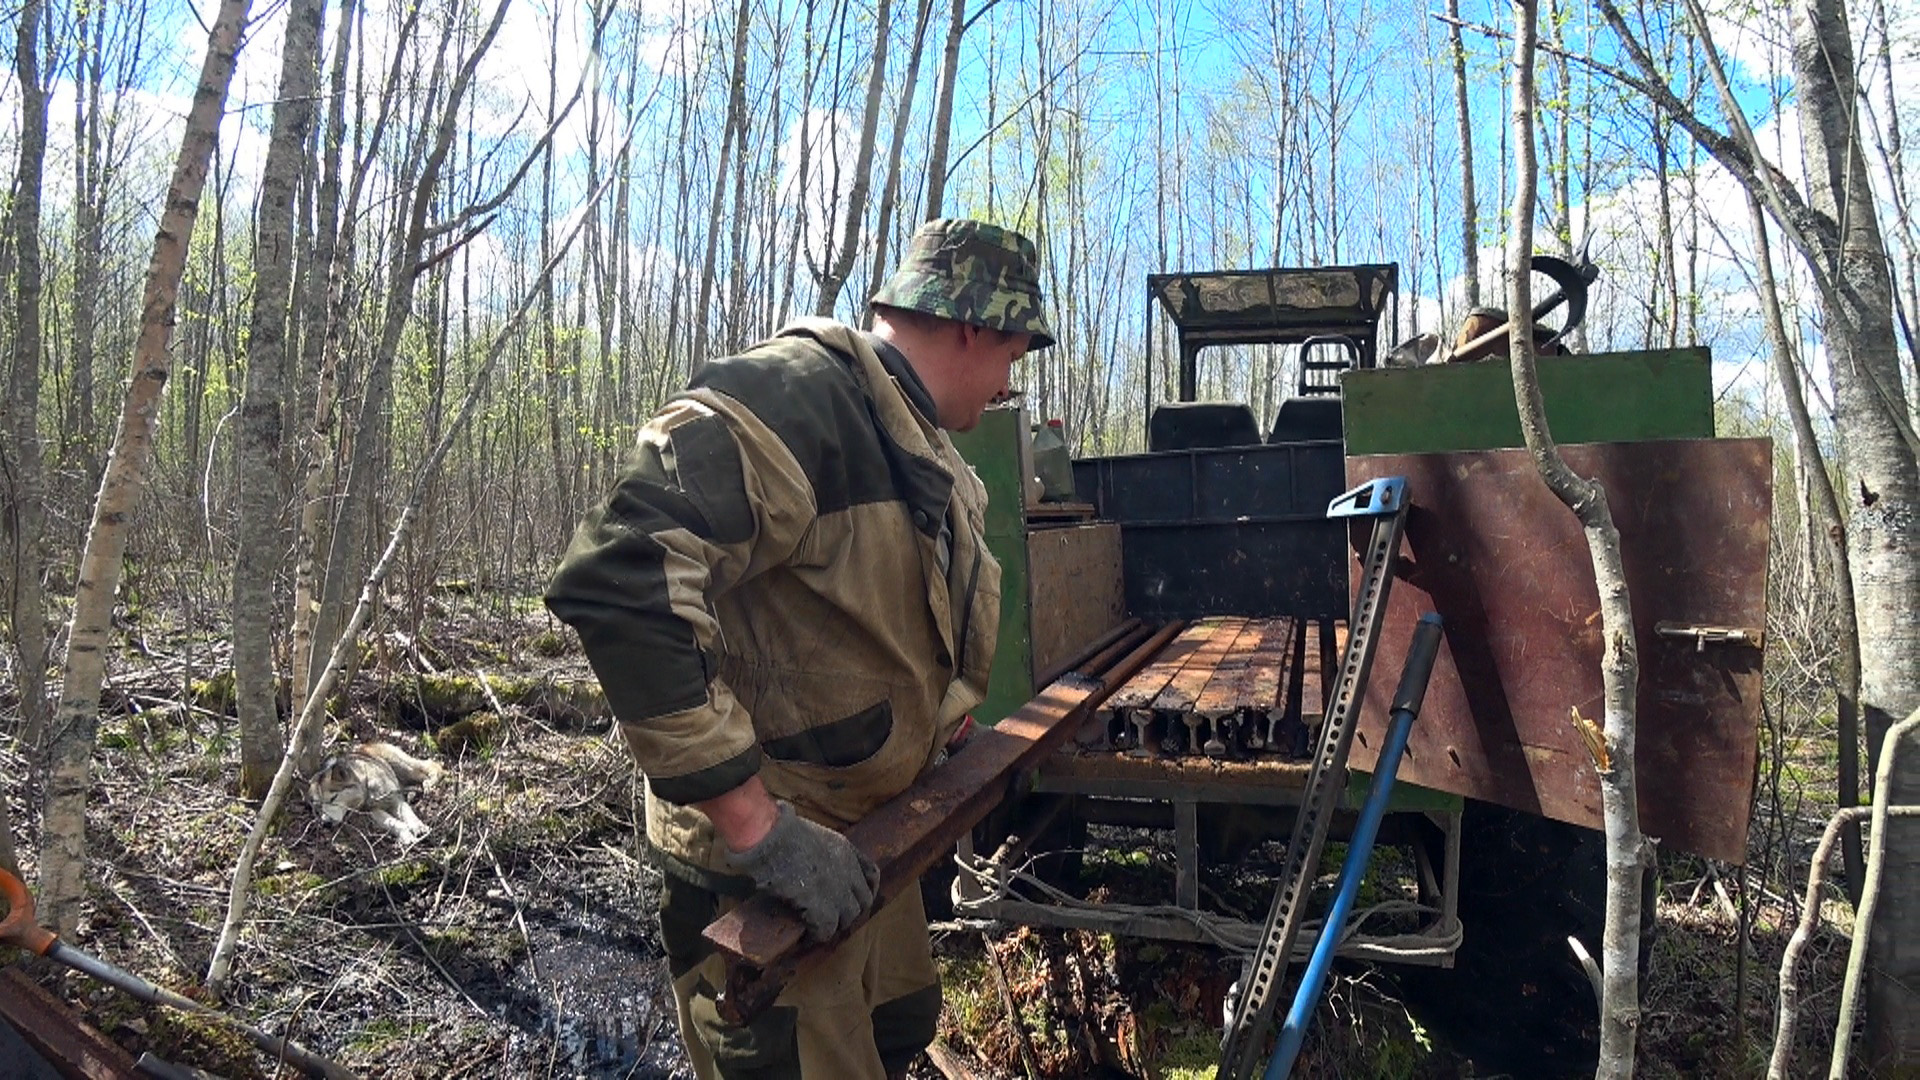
[308,741,445,847]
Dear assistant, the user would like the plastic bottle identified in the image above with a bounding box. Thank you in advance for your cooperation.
[1032,418,1075,502]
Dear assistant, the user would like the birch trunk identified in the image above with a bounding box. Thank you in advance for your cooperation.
[1746,189,1866,901]
[234,0,327,799]
[1790,1,1920,1062]
[39,0,253,937]
[923,0,970,220]
[690,0,750,367]
[5,0,52,752]
[866,0,937,314]
[289,0,362,756]
[1506,5,1646,1075]
[814,0,894,316]
[69,0,105,473]
[1446,0,1479,311]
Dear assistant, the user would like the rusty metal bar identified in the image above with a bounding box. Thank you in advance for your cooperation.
[1154,618,1246,757]
[1037,617,1144,687]
[1072,620,1154,680]
[0,966,141,1080]
[704,620,1185,1021]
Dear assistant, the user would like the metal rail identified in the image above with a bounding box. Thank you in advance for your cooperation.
[704,620,1185,1021]
[1218,479,1409,1080]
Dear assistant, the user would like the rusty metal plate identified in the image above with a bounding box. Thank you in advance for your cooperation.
[0,966,140,1079]
[1346,439,1771,863]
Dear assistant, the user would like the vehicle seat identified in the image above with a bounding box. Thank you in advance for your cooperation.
[1267,396,1344,444]
[1149,402,1262,452]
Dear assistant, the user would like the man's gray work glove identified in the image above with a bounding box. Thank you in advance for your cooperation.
[724,800,880,942]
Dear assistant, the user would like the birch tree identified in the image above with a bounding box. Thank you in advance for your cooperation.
[288,0,367,751]
[38,0,254,937]
[689,0,752,366]
[1594,1,1919,1060]
[923,0,970,218]
[866,0,937,309]
[5,0,52,753]
[1506,4,1647,1075]
[1447,0,1480,310]
[234,0,327,799]
[814,0,894,315]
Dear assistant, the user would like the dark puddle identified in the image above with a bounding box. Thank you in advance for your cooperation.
[476,866,695,1079]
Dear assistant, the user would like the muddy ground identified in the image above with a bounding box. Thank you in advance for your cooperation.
[0,595,1851,1078]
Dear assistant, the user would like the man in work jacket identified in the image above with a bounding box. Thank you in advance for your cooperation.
[546,218,1053,1079]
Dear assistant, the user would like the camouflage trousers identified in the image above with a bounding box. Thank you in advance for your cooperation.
[660,872,941,1080]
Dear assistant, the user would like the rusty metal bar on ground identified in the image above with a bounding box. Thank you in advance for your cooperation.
[0,966,142,1079]
[704,620,1186,1021]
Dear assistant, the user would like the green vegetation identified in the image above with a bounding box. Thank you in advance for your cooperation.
[528,627,571,657]
[433,710,504,757]
[189,671,237,715]
[348,1016,433,1055]
[376,859,433,887]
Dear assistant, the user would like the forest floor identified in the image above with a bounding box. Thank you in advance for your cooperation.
[0,590,1854,1078]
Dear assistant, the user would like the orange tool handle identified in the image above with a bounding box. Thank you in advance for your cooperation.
[0,868,58,956]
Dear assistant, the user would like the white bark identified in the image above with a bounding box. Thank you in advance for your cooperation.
[1506,5,1646,1076]
[206,154,625,997]
[1831,706,1920,1078]
[234,0,327,798]
[38,0,254,937]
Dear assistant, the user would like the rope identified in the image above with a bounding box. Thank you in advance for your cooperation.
[949,848,1465,962]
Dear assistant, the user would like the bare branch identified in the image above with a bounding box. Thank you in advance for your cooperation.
[1770,801,1920,1079]
[205,125,635,999]
[1830,705,1920,1078]
[422,3,616,246]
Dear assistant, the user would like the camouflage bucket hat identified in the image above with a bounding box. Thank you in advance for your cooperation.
[872,219,1055,351]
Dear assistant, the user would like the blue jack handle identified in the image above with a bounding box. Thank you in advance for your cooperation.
[1265,613,1445,1080]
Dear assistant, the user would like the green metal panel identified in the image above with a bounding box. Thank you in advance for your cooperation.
[1344,770,1464,813]
[1341,348,1714,455]
[950,406,1034,726]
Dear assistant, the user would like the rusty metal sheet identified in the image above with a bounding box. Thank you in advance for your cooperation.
[1346,439,1771,863]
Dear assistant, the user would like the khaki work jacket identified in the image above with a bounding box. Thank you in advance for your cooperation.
[547,319,1000,878]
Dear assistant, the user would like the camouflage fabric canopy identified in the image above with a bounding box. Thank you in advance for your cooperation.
[872,219,1055,351]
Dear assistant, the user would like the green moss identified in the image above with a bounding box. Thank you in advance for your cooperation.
[377,859,433,887]
[434,710,504,757]
[148,1005,268,1079]
[257,870,324,898]
[348,1015,431,1054]
[190,671,237,715]
[528,628,572,657]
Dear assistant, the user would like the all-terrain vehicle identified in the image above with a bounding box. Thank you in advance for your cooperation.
[947,261,1770,1072]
